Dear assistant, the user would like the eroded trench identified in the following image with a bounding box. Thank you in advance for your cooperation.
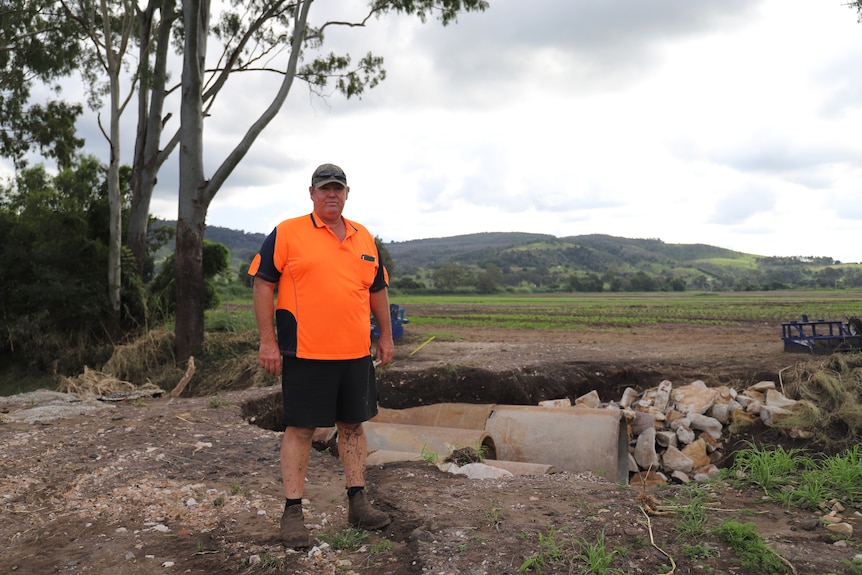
[240,362,781,481]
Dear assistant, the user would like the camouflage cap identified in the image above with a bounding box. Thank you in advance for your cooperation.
[311,163,348,188]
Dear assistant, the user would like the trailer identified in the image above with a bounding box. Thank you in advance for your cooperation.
[782,315,862,354]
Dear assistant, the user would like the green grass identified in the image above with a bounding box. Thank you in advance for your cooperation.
[573,530,622,575]
[519,527,621,574]
[730,443,862,508]
[317,527,369,551]
[672,484,711,540]
[193,288,862,339]
[730,441,813,494]
[392,291,862,332]
[714,521,790,575]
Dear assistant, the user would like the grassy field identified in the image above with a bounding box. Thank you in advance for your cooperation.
[389,290,862,331]
[207,289,862,333]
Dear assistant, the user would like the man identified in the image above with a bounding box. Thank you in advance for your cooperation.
[248,163,394,548]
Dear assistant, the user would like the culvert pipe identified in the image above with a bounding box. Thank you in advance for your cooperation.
[485,405,628,484]
[362,421,497,461]
[371,402,629,483]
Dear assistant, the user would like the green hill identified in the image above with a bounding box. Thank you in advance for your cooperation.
[155,221,861,292]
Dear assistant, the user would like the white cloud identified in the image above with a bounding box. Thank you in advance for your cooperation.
[11,0,862,263]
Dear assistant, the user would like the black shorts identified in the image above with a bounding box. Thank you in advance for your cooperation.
[281,356,378,428]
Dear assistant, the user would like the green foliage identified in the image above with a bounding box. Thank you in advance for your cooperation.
[0,0,83,168]
[519,526,566,574]
[713,520,790,575]
[0,157,145,372]
[572,530,622,574]
[519,527,621,574]
[672,484,710,540]
[317,527,368,551]
[375,235,395,276]
[730,442,862,511]
[730,441,813,494]
[680,542,715,561]
[149,240,231,315]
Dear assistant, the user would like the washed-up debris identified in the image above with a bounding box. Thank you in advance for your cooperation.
[556,378,811,485]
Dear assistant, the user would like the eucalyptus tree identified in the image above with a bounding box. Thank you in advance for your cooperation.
[173,0,489,359]
[0,0,84,168]
[59,0,143,333]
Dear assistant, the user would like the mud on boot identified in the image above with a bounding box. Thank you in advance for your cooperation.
[280,505,310,548]
[348,490,391,530]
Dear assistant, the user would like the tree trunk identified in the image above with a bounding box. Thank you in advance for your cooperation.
[128,0,178,277]
[105,2,126,336]
[174,213,205,360]
[175,0,209,361]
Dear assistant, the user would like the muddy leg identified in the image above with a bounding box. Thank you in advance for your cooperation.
[281,426,314,498]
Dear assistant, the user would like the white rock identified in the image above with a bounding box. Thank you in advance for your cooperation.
[575,390,601,409]
[538,398,571,408]
[765,389,797,409]
[670,470,691,484]
[655,431,677,448]
[709,400,742,424]
[631,411,655,436]
[634,427,659,471]
[693,464,721,483]
[438,462,513,479]
[653,380,673,412]
[688,413,723,440]
[662,445,694,473]
[676,426,696,445]
[669,416,690,431]
[620,388,640,409]
[672,381,719,415]
[748,381,776,392]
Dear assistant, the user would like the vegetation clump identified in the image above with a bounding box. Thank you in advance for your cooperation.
[714,520,790,575]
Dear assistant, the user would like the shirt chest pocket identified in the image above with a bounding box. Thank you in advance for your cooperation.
[353,253,378,289]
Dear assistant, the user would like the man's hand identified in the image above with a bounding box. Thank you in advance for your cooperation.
[374,336,394,367]
[259,340,282,376]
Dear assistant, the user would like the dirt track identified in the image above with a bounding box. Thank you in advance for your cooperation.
[1,320,857,575]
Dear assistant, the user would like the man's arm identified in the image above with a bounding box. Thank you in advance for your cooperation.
[369,288,394,367]
[253,278,281,376]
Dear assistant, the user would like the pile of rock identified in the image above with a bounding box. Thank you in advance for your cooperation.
[567,379,807,485]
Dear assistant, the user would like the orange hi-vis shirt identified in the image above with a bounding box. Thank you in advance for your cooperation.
[248,212,387,360]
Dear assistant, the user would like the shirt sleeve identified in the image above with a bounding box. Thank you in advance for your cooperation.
[249,228,280,283]
[370,244,388,292]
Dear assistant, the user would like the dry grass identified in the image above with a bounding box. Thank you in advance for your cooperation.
[777,352,862,451]
[89,330,276,397]
[58,366,163,397]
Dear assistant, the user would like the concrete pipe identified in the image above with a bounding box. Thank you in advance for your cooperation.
[484,405,629,484]
[373,403,494,430]
[363,421,497,461]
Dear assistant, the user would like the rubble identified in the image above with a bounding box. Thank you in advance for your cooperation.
[559,378,808,484]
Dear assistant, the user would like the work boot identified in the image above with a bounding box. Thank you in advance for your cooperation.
[348,490,391,530]
[279,505,310,548]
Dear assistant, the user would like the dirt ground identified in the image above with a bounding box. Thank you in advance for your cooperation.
[2,321,860,575]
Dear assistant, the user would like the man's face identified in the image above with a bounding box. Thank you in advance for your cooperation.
[310,182,349,220]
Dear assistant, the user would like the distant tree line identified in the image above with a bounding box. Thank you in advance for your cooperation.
[388,260,862,295]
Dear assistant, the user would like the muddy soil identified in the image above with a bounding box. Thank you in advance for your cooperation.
[1,321,858,575]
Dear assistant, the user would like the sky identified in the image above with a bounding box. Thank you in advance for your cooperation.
[11,0,862,262]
